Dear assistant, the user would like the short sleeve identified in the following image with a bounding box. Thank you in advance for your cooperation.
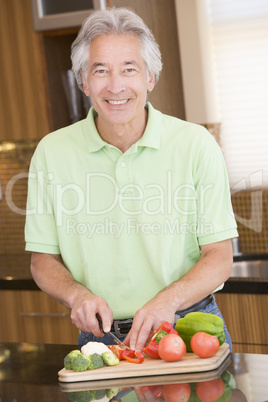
[24,144,60,254]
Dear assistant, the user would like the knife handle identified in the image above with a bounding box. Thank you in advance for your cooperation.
[96,313,104,333]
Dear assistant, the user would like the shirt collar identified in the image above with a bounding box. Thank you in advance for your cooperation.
[83,102,162,153]
[137,102,162,150]
[83,108,107,152]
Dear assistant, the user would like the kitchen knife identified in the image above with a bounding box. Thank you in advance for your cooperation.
[97,314,131,350]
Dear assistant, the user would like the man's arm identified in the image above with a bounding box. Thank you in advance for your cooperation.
[125,239,233,351]
[30,252,113,334]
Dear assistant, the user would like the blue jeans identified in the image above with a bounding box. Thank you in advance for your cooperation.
[78,295,232,351]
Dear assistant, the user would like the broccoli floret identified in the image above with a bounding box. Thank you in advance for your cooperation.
[72,354,91,372]
[94,389,107,400]
[106,388,121,398]
[102,351,120,366]
[155,330,168,343]
[67,390,95,402]
[88,353,104,370]
[64,350,82,370]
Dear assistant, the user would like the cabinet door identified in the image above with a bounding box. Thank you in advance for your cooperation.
[215,293,268,354]
[0,290,78,344]
[0,0,51,140]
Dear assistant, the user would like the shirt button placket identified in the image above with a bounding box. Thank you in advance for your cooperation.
[116,159,128,190]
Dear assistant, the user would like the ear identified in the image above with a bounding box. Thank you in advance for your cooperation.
[81,71,90,96]
[147,71,155,93]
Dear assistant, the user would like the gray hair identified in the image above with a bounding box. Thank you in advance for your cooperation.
[71,7,162,91]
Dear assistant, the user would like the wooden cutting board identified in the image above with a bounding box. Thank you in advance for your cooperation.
[58,343,230,383]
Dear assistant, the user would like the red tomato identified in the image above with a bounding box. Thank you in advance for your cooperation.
[162,383,191,402]
[196,378,225,402]
[158,334,186,362]
[190,332,220,358]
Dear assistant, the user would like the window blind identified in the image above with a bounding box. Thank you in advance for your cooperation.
[207,0,268,190]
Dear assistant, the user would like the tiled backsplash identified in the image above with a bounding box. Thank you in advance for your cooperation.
[0,141,38,278]
[0,140,267,278]
[231,189,268,254]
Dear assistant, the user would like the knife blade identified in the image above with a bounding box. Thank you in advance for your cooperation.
[97,314,131,350]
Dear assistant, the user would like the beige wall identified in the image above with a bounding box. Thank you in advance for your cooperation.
[113,0,185,119]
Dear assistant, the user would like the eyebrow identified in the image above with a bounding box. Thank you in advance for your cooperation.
[89,62,107,73]
[90,60,140,73]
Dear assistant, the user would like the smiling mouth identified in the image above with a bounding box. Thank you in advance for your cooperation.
[106,99,129,105]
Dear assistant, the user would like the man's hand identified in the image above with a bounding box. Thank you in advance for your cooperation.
[124,239,233,351]
[30,252,113,335]
[70,292,113,336]
[124,291,177,351]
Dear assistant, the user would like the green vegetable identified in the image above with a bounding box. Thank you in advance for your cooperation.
[94,389,107,400]
[106,388,121,398]
[154,330,168,343]
[72,355,91,372]
[64,350,82,370]
[175,312,225,352]
[88,353,104,370]
[102,351,119,366]
[67,390,95,402]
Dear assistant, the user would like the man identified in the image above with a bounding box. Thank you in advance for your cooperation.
[25,7,238,351]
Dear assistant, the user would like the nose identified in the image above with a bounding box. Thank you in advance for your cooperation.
[107,73,126,94]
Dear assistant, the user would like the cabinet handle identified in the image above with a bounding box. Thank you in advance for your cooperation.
[19,312,67,317]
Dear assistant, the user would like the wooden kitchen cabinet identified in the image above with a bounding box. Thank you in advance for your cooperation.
[0,0,51,141]
[0,290,78,344]
[215,293,268,354]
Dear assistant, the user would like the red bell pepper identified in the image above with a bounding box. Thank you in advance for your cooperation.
[139,385,163,398]
[107,345,144,364]
[143,321,178,359]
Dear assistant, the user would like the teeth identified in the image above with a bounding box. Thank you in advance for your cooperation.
[108,100,128,105]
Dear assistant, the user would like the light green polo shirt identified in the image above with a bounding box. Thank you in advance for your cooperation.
[25,103,237,319]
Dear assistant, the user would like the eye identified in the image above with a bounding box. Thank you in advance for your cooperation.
[124,67,137,75]
[95,69,107,74]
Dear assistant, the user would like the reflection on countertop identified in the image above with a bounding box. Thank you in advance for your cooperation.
[0,342,268,402]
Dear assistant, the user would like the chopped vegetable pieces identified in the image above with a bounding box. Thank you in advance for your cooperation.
[88,353,104,370]
[72,355,91,372]
[143,321,178,359]
[102,351,119,366]
[64,350,82,370]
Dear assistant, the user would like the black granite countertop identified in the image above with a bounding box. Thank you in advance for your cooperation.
[0,342,267,401]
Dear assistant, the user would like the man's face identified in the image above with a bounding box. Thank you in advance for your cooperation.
[82,33,155,131]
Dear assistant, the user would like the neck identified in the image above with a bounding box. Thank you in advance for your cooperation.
[95,109,148,153]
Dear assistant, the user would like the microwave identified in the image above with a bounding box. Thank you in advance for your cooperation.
[31,0,106,31]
